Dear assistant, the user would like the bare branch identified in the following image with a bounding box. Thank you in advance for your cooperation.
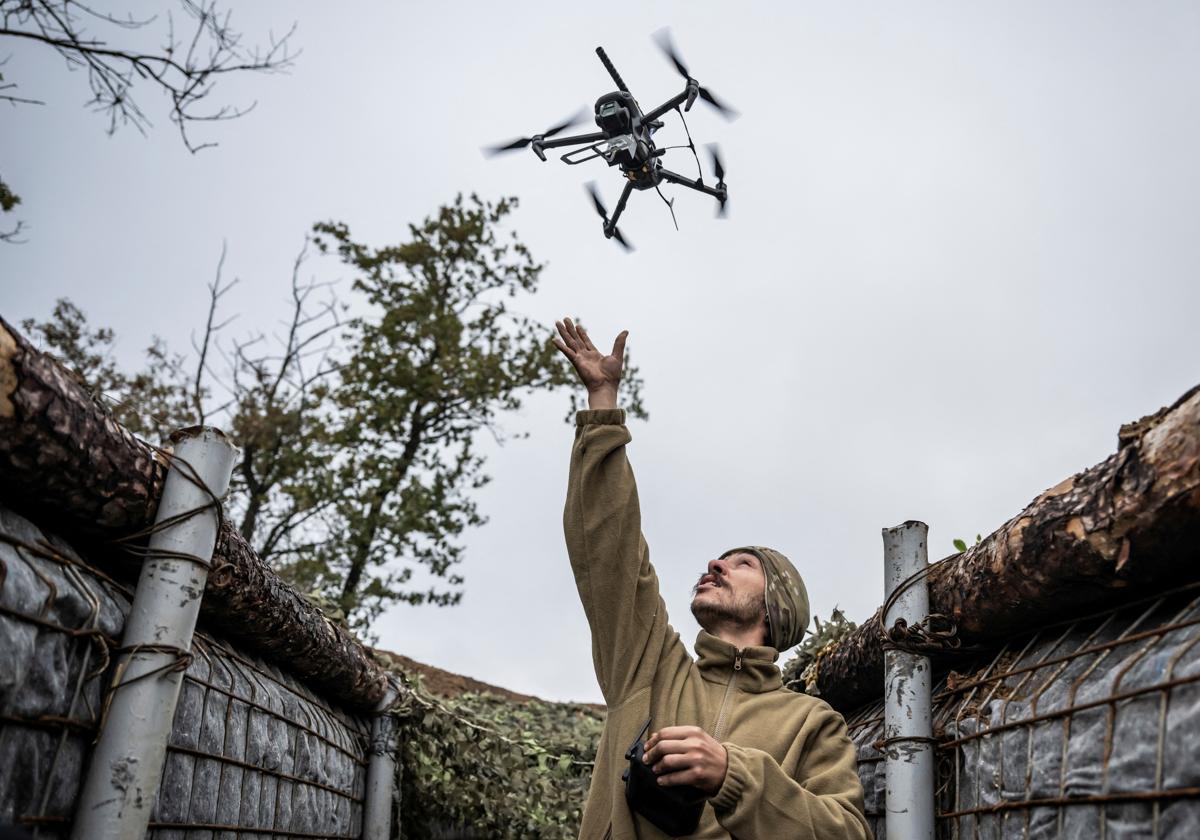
[0,1,298,152]
[0,217,25,243]
[191,240,238,423]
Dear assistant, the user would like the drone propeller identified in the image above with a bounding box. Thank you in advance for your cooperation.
[652,28,739,120]
[707,144,729,217]
[585,182,633,251]
[484,109,587,156]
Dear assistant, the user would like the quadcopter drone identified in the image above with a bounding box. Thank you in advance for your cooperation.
[485,30,736,251]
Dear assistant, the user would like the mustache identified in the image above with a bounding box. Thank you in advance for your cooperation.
[691,572,724,596]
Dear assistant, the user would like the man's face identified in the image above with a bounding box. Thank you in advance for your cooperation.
[690,551,768,634]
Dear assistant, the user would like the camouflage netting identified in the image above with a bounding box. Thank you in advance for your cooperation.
[846,584,1200,839]
[0,504,371,839]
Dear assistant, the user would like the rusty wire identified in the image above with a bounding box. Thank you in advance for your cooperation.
[878,558,965,656]
[847,584,1200,838]
[0,516,371,838]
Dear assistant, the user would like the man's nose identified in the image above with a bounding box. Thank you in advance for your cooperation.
[707,558,728,576]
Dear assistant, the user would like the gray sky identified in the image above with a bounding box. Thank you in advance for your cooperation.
[3,2,1199,703]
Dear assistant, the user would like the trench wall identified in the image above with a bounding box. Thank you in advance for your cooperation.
[847,583,1200,839]
[0,505,371,839]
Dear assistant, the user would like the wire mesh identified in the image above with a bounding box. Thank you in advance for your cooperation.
[0,505,370,839]
[847,583,1200,839]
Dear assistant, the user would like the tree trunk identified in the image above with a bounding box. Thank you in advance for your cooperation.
[0,316,389,711]
[814,384,1200,714]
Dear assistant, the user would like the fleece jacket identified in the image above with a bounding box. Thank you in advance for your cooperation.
[564,409,871,840]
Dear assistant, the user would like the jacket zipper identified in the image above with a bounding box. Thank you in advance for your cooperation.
[711,648,743,741]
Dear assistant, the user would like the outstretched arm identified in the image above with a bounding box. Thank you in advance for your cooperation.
[557,319,681,706]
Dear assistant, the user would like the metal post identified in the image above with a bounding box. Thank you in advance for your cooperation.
[71,427,236,840]
[362,680,402,840]
[883,520,935,840]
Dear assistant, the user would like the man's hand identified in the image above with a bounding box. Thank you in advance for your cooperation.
[553,318,627,411]
[642,726,729,795]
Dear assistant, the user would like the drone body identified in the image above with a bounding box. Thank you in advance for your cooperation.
[486,32,734,250]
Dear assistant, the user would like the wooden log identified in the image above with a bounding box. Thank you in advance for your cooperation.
[0,316,389,711]
[815,384,1200,714]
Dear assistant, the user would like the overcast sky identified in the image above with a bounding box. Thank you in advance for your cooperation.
[3,2,1199,703]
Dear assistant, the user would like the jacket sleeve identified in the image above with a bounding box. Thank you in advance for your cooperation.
[709,704,871,840]
[563,408,677,707]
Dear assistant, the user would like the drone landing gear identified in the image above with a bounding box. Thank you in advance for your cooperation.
[586,181,634,251]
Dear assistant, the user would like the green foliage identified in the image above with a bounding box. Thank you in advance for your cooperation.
[20,195,649,636]
[953,534,982,553]
[0,175,23,242]
[20,299,194,441]
[781,608,858,695]
[0,176,19,212]
[396,681,604,839]
[307,195,647,628]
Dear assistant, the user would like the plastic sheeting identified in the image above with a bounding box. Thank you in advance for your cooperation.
[0,505,371,838]
[848,586,1200,839]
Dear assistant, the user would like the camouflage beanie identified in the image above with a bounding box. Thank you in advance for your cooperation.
[719,545,810,651]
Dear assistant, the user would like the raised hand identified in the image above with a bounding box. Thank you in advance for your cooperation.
[553,317,628,411]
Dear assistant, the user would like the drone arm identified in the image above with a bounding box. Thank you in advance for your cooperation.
[606,181,635,233]
[659,167,726,200]
[537,130,606,151]
[638,86,695,126]
[596,47,631,93]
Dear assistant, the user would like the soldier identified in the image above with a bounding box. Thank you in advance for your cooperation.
[555,318,870,840]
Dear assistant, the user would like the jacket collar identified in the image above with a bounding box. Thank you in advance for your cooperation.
[694,630,783,694]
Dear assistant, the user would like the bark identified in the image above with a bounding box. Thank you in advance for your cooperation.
[814,383,1200,714]
[0,316,389,711]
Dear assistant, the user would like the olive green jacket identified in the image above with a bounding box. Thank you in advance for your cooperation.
[564,409,870,840]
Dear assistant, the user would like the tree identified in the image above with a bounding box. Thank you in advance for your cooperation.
[19,239,345,572]
[308,194,647,627]
[1,0,295,149]
[1,1,297,239]
[1,174,22,242]
[18,194,649,633]
[20,298,194,439]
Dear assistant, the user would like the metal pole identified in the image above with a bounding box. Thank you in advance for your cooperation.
[362,680,402,840]
[72,426,236,840]
[883,520,935,840]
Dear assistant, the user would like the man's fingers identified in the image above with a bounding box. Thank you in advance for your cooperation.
[552,336,575,360]
[564,317,585,347]
[555,320,577,351]
[656,768,702,788]
[578,325,597,352]
[651,752,695,774]
[642,734,696,764]
[652,726,703,742]
[611,329,628,362]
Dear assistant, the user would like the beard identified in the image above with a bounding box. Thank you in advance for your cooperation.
[690,584,766,633]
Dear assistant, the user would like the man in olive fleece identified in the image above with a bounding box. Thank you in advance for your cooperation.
[553,318,870,840]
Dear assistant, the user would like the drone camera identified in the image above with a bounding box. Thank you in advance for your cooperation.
[596,100,631,134]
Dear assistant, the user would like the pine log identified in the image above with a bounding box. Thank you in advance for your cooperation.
[815,383,1200,714]
[0,316,389,711]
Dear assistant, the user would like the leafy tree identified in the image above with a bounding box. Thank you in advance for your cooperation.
[19,195,648,633]
[308,194,647,626]
[20,298,194,440]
